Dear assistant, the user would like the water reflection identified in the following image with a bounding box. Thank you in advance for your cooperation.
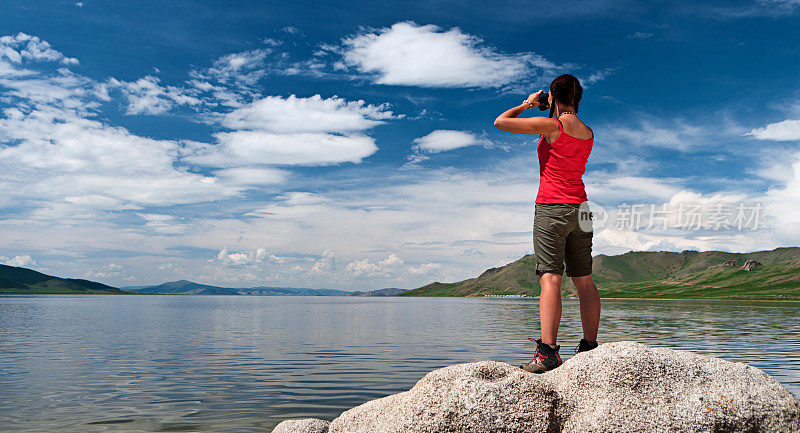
[0,295,797,431]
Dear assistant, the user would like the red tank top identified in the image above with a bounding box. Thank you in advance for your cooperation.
[536,118,593,204]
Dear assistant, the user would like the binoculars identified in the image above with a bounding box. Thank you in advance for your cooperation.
[537,92,550,111]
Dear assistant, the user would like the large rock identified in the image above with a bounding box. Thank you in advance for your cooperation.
[272,418,330,433]
[548,342,800,432]
[274,342,800,433]
[329,361,556,433]
[741,260,762,271]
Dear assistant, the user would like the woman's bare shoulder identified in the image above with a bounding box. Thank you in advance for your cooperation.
[563,118,594,139]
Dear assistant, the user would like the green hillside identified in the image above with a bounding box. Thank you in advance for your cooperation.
[400,247,800,299]
[0,264,126,294]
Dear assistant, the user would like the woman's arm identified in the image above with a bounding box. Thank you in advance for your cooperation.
[493,91,558,135]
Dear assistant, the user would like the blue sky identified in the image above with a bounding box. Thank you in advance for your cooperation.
[1,0,799,290]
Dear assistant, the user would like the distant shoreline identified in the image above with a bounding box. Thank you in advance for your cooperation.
[1,293,798,302]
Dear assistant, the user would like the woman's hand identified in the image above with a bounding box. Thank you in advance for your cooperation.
[526,90,543,108]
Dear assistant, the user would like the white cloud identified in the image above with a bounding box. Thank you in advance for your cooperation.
[762,154,800,241]
[0,107,238,208]
[746,119,800,141]
[582,66,619,85]
[200,49,270,86]
[346,254,404,277]
[213,167,288,186]
[407,262,444,277]
[1,254,35,267]
[0,33,253,216]
[84,263,126,280]
[187,49,274,108]
[215,247,278,267]
[0,33,78,65]
[340,21,554,88]
[185,94,394,167]
[187,131,378,166]
[412,130,487,153]
[311,249,336,274]
[109,75,201,115]
[0,67,104,114]
[220,94,395,133]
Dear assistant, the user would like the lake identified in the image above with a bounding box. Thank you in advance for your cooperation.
[0,295,798,432]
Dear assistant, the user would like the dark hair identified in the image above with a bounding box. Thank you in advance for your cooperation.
[549,74,583,116]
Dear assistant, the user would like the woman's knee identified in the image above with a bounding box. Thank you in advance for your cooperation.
[571,275,596,291]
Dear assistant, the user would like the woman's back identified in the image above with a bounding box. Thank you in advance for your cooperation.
[536,116,593,204]
[542,115,593,143]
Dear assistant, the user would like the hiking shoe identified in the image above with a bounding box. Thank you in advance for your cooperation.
[520,338,562,373]
[574,338,598,355]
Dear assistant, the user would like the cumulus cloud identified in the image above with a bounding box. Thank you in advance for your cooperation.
[0,107,237,209]
[0,33,78,65]
[187,131,378,166]
[215,247,279,267]
[747,118,800,240]
[84,263,125,280]
[0,34,396,234]
[345,254,444,280]
[108,75,201,115]
[407,262,444,277]
[311,249,336,274]
[339,21,555,88]
[186,94,394,167]
[0,66,104,115]
[761,154,800,241]
[346,254,404,277]
[0,33,252,217]
[220,94,396,133]
[1,254,35,267]
[412,130,487,153]
[406,130,490,166]
[746,119,800,141]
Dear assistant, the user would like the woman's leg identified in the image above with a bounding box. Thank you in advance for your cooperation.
[571,275,600,342]
[539,272,563,345]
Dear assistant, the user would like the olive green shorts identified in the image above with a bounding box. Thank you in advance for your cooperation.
[533,203,593,277]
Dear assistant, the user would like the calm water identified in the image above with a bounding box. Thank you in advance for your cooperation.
[0,295,798,432]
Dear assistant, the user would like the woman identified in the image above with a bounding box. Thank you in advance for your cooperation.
[493,74,601,373]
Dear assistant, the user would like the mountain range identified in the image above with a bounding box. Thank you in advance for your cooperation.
[122,280,408,296]
[3,247,798,299]
[123,280,351,296]
[401,247,800,299]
